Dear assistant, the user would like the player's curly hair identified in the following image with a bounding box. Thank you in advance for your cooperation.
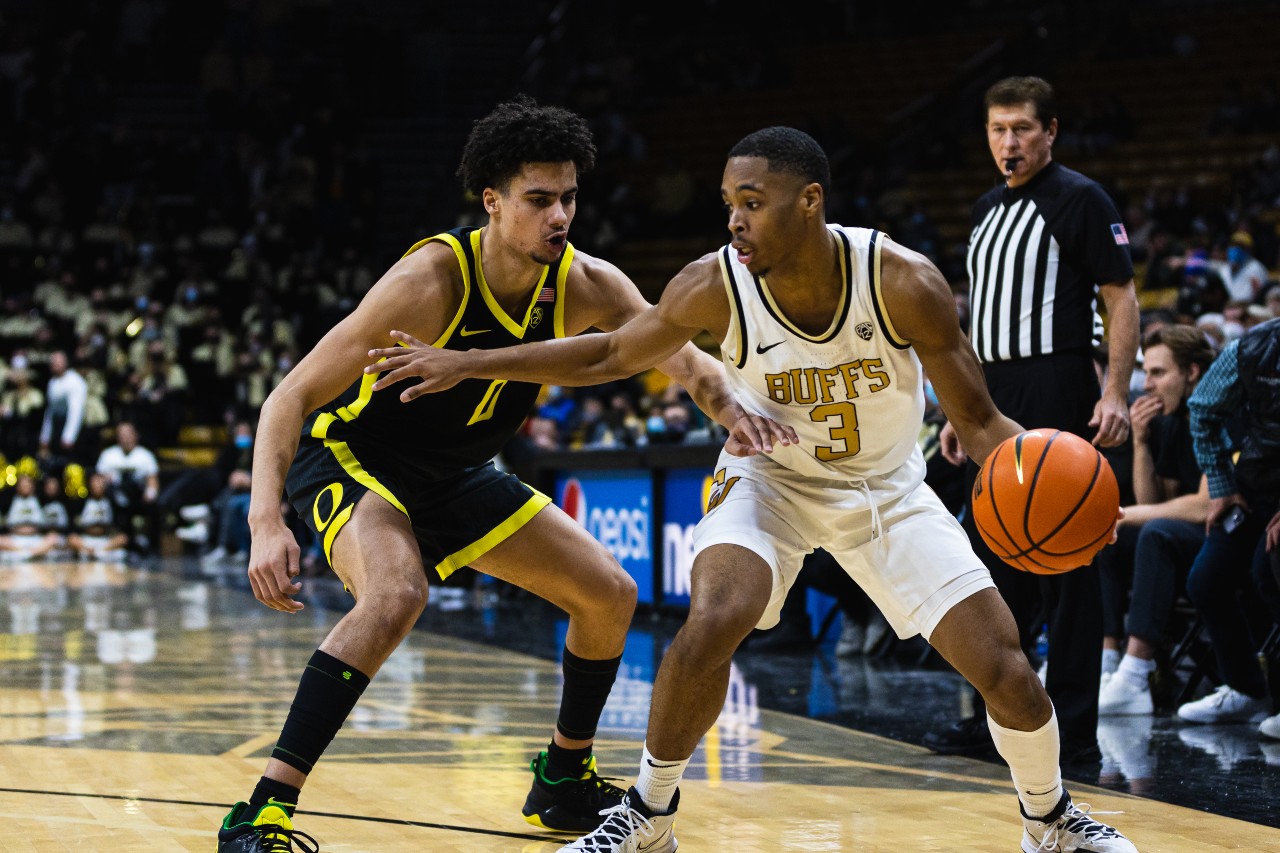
[457,95,597,195]
[728,127,830,196]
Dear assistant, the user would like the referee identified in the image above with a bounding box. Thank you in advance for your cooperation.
[926,76,1140,766]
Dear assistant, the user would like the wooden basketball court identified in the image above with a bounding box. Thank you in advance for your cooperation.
[0,559,1271,851]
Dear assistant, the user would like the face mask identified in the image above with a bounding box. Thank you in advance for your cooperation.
[1227,246,1247,265]
[646,415,666,433]
[234,435,253,449]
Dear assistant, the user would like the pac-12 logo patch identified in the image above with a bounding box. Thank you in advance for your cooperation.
[530,306,544,328]
[855,321,874,341]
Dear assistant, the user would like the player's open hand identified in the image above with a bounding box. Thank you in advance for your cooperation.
[365,330,470,402]
[725,413,798,457]
[247,522,304,613]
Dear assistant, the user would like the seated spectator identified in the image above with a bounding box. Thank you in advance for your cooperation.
[646,402,692,444]
[40,474,70,544]
[1097,325,1215,715]
[1214,231,1270,303]
[67,472,128,560]
[199,468,253,569]
[0,473,60,558]
[162,419,255,538]
[94,421,160,554]
[1179,318,1280,732]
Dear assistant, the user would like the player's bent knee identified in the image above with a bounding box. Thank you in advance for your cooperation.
[682,600,763,652]
[359,578,430,635]
[971,645,1040,706]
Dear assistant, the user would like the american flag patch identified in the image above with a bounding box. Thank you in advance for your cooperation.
[536,286,556,302]
[1111,223,1129,245]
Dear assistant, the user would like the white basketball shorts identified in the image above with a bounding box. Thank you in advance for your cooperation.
[692,449,994,640]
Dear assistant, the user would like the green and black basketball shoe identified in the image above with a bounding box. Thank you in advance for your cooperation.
[216,799,319,852]
[522,750,627,832]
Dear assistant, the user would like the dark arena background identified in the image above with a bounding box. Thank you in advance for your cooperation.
[0,0,1277,848]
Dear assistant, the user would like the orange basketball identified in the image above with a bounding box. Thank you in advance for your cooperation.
[971,429,1120,575]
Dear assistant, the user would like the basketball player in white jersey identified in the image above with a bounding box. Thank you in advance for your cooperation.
[366,127,1137,853]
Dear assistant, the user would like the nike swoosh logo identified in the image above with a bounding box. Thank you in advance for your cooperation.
[755,340,785,354]
[638,827,674,852]
[645,758,683,768]
[459,327,490,337]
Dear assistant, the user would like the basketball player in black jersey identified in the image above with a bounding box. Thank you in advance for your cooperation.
[215,97,794,852]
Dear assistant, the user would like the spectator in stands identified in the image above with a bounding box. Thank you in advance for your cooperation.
[1216,231,1270,303]
[94,421,160,554]
[38,350,88,465]
[0,360,44,459]
[1097,325,1215,716]
[0,473,60,558]
[1263,282,1280,318]
[130,339,188,447]
[40,473,70,542]
[170,421,256,560]
[199,467,253,569]
[645,402,692,445]
[1179,318,1280,735]
[67,472,128,560]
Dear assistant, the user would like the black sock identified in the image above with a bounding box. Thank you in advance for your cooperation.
[555,647,622,742]
[545,741,594,781]
[249,777,301,812]
[270,649,371,775]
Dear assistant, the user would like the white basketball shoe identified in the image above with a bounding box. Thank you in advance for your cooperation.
[560,787,678,853]
[1021,791,1138,852]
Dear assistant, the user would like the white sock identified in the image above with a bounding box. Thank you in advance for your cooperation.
[1101,647,1121,676]
[987,711,1063,819]
[635,743,689,813]
[1118,654,1156,690]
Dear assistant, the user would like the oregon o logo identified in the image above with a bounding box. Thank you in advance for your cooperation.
[313,482,345,531]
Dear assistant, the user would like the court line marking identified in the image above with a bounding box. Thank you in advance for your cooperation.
[0,787,551,841]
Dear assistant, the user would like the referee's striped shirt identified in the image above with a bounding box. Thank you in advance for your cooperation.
[966,162,1133,363]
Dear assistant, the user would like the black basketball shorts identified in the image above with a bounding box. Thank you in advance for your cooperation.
[285,435,551,579]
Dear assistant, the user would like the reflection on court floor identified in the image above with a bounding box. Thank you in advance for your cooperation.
[0,560,1271,851]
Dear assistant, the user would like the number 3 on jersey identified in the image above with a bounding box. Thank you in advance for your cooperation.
[811,401,860,461]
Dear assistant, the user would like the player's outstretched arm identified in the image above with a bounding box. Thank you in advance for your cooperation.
[879,238,1023,465]
[567,252,798,453]
[369,259,709,396]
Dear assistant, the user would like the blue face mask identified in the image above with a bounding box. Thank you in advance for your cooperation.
[234,435,253,449]
[1227,246,1247,265]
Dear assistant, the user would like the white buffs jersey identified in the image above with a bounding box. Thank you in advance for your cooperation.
[717,225,925,482]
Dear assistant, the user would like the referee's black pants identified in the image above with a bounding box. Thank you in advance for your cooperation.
[962,350,1104,759]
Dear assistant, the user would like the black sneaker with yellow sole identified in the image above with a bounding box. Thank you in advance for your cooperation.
[522,750,627,832]
[217,799,320,852]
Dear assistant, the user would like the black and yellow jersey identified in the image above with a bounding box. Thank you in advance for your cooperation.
[303,226,571,478]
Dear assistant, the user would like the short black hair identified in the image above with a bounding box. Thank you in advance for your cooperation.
[457,95,597,195]
[985,76,1057,128]
[728,127,830,195]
